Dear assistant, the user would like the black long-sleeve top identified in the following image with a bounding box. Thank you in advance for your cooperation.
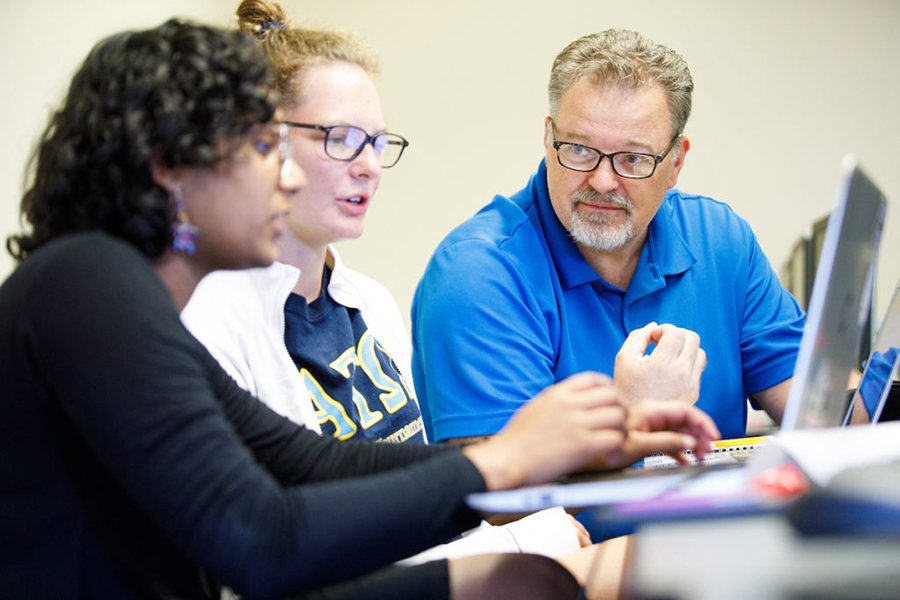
[0,233,485,599]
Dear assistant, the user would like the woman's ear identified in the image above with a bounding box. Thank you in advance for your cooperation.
[150,160,184,195]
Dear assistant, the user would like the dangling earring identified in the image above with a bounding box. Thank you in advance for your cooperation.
[170,186,199,256]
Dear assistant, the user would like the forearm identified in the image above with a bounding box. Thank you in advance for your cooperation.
[220,450,485,596]
[753,379,792,425]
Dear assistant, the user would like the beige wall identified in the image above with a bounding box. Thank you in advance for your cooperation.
[0,0,233,275]
[2,0,898,333]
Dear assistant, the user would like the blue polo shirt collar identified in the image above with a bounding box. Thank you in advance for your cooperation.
[532,159,696,296]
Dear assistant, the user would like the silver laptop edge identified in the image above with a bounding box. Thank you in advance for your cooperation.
[781,155,887,431]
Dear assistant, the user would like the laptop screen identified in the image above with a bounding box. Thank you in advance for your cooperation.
[845,278,900,424]
[780,156,887,431]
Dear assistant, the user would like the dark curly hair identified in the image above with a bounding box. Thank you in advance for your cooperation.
[7,19,279,260]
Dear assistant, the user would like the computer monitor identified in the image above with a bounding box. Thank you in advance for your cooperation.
[781,237,811,310]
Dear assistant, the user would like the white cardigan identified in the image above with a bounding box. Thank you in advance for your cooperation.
[181,247,580,562]
[181,248,415,436]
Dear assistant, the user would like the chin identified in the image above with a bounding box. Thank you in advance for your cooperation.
[332,224,365,241]
[237,247,279,271]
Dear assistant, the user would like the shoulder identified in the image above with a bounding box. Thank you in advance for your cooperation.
[664,189,757,251]
[185,262,297,321]
[329,249,394,303]
[665,190,753,232]
[438,194,538,254]
[24,232,150,277]
[424,194,547,284]
[12,232,164,305]
[7,233,200,362]
[327,247,403,321]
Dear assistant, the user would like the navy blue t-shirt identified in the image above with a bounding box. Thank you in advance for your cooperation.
[284,268,425,443]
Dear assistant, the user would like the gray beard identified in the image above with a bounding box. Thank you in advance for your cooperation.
[567,189,634,251]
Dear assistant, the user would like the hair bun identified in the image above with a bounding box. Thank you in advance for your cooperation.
[236,0,291,37]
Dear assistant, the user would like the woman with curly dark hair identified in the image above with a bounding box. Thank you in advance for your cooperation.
[0,17,720,600]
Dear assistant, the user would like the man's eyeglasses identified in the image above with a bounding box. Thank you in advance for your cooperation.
[284,122,409,168]
[551,121,679,179]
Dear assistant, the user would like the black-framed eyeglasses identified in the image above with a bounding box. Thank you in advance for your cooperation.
[284,122,409,168]
[551,121,679,179]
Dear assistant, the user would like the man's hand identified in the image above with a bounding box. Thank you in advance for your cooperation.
[462,372,628,491]
[613,322,706,405]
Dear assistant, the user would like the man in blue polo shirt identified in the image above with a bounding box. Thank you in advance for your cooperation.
[411,29,805,443]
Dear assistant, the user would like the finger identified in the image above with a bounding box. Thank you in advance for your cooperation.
[581,404,628,433]
[666,450,691,465]
[568,516,592,547]
[646,402,720,440]
[618,322,658,359]
[678,330,701,364]
[690,438,715,460]
[628,430,696,459]
[691,348,707,387]
[627,400,688,431]
[647,322,681,345]
[585,429,627,461]
[648,325,687,361]
[566,380,626,410]
[681,406,721,442]
[628,401,721,443]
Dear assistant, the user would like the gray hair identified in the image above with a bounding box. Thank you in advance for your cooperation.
[548,29,693,139]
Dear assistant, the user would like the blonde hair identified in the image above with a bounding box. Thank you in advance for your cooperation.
[236,0,378,107]
[549,29,693,138]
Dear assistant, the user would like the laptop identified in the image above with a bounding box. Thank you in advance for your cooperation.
[781,155,887,430]
[466,156,888,513]
[644,155,887,468]
[843,277,900,425]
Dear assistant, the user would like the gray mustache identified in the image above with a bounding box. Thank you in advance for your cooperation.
[571,189,633,212]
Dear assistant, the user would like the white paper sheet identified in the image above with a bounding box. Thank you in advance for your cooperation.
[750,421,900,486]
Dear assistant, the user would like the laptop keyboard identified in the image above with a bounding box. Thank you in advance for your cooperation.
[642,437,769,469]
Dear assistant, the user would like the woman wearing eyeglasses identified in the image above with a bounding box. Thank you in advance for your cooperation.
[182,2,424,447]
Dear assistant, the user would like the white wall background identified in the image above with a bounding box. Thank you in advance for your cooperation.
[2,0,898,332]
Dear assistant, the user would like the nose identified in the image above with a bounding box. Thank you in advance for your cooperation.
[350,142,382,179]
[587,157,620,194]
[279,157,306,192]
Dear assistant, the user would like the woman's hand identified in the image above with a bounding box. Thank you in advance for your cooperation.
[462,372,627,491]
[604,400,722,469]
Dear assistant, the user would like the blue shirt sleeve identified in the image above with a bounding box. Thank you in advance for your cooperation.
[412,238,557,441]
[739,227,806,403]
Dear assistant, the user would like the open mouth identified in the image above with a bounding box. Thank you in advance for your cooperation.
[338,195,370,212]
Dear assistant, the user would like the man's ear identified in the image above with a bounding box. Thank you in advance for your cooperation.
[543,116,553,149]
[666,135,691,189]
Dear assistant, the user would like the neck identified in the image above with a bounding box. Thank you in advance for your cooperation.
[577,231,648,291]
[153,251,208,312]
[277,233,329,301]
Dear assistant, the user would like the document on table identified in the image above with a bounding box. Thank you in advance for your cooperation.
[750,421,900,486]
